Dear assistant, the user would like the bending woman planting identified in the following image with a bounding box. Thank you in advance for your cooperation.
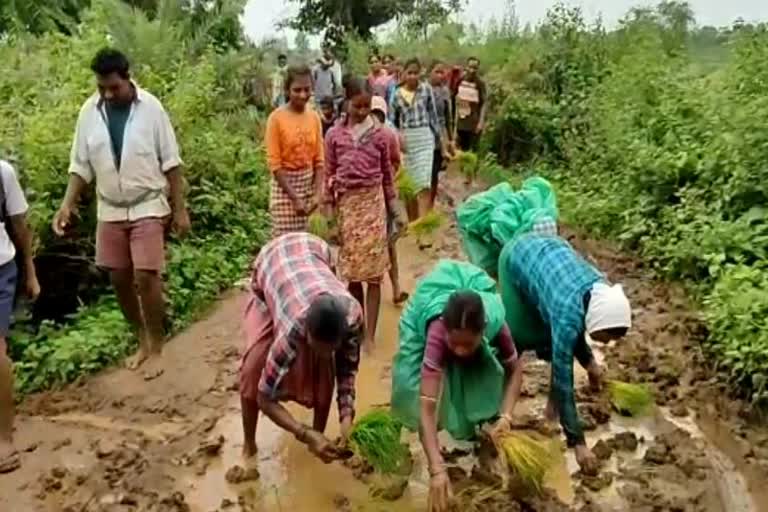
[389,58,440,220]
[239,233,363,462]
[325,79,406,351]
[392,260,525,512]
[498,234,631,475]
[265,65,324,237]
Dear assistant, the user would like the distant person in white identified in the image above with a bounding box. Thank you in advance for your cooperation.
[0,160,40,474]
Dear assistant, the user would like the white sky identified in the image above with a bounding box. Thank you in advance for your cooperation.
[243,0,768,46]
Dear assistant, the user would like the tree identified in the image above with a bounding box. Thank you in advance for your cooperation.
[0,0,90,35]
[400,0,464,41]
[294,31,311,57]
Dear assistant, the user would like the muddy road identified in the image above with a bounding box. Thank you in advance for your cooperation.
[2,170,767,512]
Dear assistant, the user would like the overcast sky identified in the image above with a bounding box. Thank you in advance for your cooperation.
[243,0,768,45]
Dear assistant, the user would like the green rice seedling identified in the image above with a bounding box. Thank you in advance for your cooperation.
[407,210,445,240]
[396,169,418,202]
[307,212,331,240]
[607,380,654,417]
[458,151,479,179]
[497,431,556,493]
[348,409,409,474]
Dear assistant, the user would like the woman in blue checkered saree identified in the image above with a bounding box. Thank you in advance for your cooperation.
[498,233,632,475]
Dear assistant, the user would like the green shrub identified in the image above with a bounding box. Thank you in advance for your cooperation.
[2,3,272,394]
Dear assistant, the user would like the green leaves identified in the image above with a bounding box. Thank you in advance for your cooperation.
[3,2,270,395]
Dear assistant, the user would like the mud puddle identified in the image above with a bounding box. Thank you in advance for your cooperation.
[1,169,765,512]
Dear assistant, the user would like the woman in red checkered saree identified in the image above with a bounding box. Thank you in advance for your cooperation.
[239,233,364,464]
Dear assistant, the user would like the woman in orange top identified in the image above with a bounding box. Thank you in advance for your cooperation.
[264,65,324,238]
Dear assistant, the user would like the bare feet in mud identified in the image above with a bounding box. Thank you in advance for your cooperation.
[242,443,257,460]
[142,356,165,381]
[0,441,20,474]
[126,347,150,370]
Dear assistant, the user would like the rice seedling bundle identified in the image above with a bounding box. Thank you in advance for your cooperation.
[395,169,418,202]
[307,212,330,240]
[607,380,654,416]
[407,210,445,239]
[348,409,409,474]
[458,151,479,178]
[496,431,555,493]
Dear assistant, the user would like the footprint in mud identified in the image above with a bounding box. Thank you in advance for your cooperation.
[224,465,260,484]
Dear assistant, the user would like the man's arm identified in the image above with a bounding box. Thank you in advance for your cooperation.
[1,163,38,298]
[551,327,584,448]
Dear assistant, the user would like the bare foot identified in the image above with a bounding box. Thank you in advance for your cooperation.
[362,339,375,356]
[141,355,165,381]
[242,443,257,459]
[0,441,20,474]
[126,347,149,370]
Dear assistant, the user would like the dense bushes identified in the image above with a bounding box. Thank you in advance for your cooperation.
[507,8,768,403]
[2,2,270,394]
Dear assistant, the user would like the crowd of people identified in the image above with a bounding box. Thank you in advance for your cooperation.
[256,45,632,512]
[0,44,633,512]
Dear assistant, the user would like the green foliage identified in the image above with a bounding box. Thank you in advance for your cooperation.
[407,210,445,239]
[286,0,410,41]
[307,212,331,240]
[399,0,465,42]
[497,432,556,493]
[348,409,410,474]
[2,1,270,394]
[395,169,418,202]
[607,381,654,417]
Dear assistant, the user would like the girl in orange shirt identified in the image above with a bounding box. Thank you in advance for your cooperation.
[264,65,324,238]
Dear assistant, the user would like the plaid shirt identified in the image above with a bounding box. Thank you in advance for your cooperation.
[532,216,558,237]
[389,82,439,137]
[253,233,363,420]
[508,234,602,447]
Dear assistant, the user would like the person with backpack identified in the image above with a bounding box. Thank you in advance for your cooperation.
[0,159,40,474]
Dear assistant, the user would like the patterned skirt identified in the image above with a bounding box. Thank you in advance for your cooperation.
[239,293,334,411]
[337,185,389,283]
[269,168,316,238]
[403,126,435,192]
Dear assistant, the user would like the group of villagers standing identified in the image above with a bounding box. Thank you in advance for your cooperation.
[242,49,633,512]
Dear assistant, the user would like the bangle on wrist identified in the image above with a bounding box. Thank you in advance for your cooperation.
[501,413,513,423]
[429,464,446,477]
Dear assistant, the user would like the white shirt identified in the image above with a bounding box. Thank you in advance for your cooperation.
[68,86,183,222]
[0,160,30,266]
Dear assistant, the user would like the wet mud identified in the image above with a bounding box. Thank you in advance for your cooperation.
[0,170,766,511]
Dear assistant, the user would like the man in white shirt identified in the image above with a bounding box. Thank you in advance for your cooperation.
[52,48,190,380]
[0,159,40,474]
[271,53,288,108]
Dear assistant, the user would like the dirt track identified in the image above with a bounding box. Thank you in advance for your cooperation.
[1,170,767,512]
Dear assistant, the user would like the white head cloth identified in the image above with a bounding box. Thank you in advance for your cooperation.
[585,282,632,334]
